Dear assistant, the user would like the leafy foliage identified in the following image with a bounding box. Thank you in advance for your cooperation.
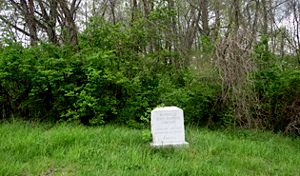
[1,17,300,136]
[252,37,300,135]
[0,20,220,127]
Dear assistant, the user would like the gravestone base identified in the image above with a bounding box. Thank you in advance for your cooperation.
[150,142,189,148]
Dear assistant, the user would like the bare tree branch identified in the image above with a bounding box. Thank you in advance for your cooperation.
[0,15,32,37]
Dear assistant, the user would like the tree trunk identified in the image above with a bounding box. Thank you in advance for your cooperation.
[58,0,80,50]
[280,32,285,58]
[233,0,240,32]
[132,0,138,22]
[251,0,260,45]
[49,0,58,44]
[142,0,154,53]
[213,0,220,41]
[269,0,275,52]
[17,0,38,45]
[186,6,201,50]
[202,0,210,36]
[262,0,268,35]
[293,1,300,65]
[37,0,59,45]
[167,0,175,52]
[110,0,116,25]
[28,0,37,45]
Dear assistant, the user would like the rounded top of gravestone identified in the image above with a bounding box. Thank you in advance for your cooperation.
[152,106,182,112]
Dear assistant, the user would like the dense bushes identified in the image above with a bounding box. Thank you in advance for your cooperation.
[1,19,300,136]
[254,68,300,135]
[249,38,300,135]
[0,41,221,127]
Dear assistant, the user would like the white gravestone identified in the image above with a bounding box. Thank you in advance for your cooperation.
[150,106,188,147]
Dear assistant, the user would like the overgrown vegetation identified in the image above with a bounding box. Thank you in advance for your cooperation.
[1,0,300,136]
[1,17,300,136]
[0,21,221,128]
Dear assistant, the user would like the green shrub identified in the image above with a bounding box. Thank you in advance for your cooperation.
[0,18,220,128]
[254,68,300,134]
[252,37,300,135]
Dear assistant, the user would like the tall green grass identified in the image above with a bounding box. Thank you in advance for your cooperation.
[0,121,300,175]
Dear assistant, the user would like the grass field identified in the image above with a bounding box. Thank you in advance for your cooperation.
[0,121,300,176]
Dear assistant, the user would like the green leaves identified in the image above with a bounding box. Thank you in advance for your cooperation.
[0,18,219,128]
